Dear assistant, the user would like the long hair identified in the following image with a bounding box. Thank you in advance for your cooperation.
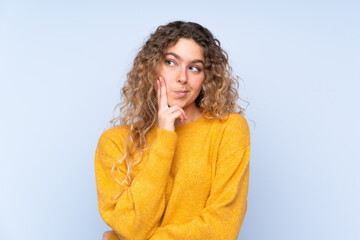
[108,21,245,200]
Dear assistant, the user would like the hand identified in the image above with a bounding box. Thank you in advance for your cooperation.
[102,230,111,240]
[156,76,187,132]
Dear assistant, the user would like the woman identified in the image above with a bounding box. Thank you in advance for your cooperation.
[95,21,250,240]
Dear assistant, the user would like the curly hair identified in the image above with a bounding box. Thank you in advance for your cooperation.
[108,21,245,200]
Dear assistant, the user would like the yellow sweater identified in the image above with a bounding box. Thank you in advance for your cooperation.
[94,113,250,240]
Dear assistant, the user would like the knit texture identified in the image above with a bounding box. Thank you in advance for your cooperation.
[94,113,250,240]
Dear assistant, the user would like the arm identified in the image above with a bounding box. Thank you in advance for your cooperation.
[148,115,251,240]
[95,127,177,240]
[96,76,187,240]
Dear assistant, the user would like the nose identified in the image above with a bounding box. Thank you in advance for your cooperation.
[177,65,188,84]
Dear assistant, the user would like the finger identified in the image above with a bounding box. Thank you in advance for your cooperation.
[102,231,111,240]
[180,107,188,120]
[170,110,185,123]
[159,77,168,108]
[170,109,186,123]
[169,105,188,120]
[158,78,165,110]
[156,79,160,107]
[170,106,187,121]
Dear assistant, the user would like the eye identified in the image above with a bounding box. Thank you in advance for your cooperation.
[189,66,201,72]
[165,60,175,66]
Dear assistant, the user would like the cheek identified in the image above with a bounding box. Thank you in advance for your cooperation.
[158,64,173,77]
[193,76,204,93]
[158,68,173,85]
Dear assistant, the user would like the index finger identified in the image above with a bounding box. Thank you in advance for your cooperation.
[159,77,168,109]
[156,79,161,107]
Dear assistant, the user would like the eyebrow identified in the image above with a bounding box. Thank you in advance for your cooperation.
[166,52,205,65]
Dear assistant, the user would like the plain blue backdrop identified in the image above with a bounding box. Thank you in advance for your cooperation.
[0,1,359,239]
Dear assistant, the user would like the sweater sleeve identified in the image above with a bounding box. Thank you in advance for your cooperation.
[148,115,250,240]
[94,127,177,240]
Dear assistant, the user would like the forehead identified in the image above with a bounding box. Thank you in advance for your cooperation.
[166,38,204,60]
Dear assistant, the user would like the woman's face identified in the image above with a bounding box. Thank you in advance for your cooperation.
[157,38,205,113]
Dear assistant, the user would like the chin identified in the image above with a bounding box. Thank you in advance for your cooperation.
[168,102,185,108]
[168,99,187,108]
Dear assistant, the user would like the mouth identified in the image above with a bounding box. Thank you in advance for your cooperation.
[174,90,189,97]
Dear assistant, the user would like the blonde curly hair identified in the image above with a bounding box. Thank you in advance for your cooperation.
[108,21,245,200]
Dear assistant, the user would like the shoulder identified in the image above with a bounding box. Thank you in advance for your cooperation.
[225,113,249,128]
[99,125,130,141]
[96,125,130,159]
[218,113,250,135]
[216,113,250,148]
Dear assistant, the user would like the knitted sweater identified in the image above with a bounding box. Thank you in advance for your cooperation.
[94,113,250,240]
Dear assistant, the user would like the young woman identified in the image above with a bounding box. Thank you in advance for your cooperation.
[95,21,250,240]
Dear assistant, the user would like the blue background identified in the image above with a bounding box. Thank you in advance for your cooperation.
[1,1,359,239]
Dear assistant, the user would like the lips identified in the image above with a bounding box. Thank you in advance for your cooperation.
[174,90,188,97]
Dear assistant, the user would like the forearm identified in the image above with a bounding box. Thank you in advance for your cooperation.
[96,128,177,240]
